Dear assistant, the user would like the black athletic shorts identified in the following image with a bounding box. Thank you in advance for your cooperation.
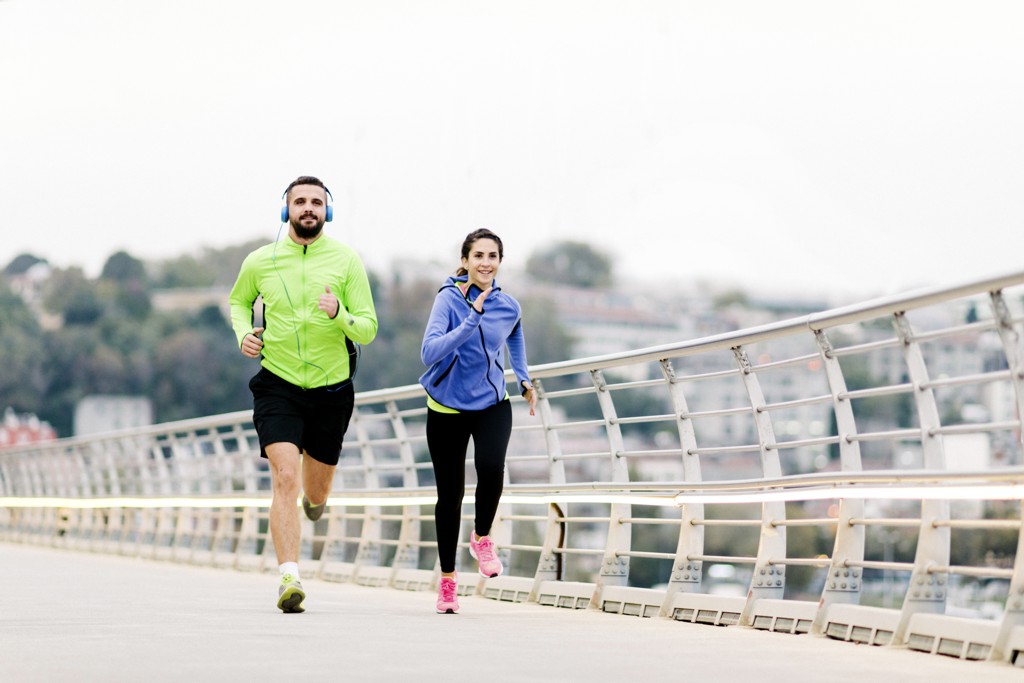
[249,367,355,466]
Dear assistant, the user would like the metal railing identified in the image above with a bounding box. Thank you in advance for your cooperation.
[2,268,1024,667]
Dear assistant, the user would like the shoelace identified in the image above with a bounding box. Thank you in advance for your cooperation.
[440,579,457,602]
[476,537,496,562]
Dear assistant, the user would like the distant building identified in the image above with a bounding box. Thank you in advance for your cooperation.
[0,408,57,448]
[73,395,153,436]
[7,262,62,330]
[151,286,232,320]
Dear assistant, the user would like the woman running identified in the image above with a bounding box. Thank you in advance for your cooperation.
[419,228,537,614]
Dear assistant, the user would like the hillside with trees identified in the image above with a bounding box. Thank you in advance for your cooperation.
[0,241,584,437]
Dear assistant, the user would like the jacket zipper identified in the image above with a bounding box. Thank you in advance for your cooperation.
[301,245,309,388]
[479,327,500,403]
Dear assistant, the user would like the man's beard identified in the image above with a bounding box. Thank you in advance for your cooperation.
[291,216,325,240]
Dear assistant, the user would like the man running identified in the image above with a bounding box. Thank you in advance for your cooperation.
[229,175,377,612]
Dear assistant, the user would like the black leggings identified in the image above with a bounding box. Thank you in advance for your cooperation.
[426,400,513,573]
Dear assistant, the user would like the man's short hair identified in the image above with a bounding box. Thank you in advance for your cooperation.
[284,176,331,199]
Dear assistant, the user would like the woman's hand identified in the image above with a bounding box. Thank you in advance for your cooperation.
[522,381,537,416]
[472,286,493,313]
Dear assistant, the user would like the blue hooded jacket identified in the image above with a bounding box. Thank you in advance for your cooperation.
[419,275,531,411]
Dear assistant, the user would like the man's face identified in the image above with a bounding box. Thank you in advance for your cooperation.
[287,184,328,240]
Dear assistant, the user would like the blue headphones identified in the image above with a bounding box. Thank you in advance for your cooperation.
[280,183,334,223]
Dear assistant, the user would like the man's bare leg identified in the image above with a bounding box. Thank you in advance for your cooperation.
[266,442,303,564]
[302,452,336,506]
[299,452,335,521]
[266,443,306,613]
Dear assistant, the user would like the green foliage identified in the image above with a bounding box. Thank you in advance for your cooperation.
[355,273,436,391]
[100,251,147,283]
[43,267,103,325]
[4,253,47,275]
[0,279,46,414]
[0,240,577,437]
[712,288,749,310]
[525,240,613,288]
[152,240,264,288]
[149,307,252,422]
[519,293,576,365]
[156,255,215,288]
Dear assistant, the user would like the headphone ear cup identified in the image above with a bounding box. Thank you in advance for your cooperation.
[326,205,333,222]
[280,205,289,222]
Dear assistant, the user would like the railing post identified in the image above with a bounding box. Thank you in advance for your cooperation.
[989,290,1024,661]
[658,359,705,616]
[529,379,568,601]
[589,369,632,609]
[387,400,424,585]
[892,312,951,644]
[733,346,787,626]
[811,329,866,634]
[347,409,383,583]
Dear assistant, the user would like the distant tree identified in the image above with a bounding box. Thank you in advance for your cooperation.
[4,253,47,276]
[40,325,102,434]
[151,330,216,420]
[149,307,252,421]
[42,267,103,325]
[712,289,749,309]
[357,272,436,391]
[204,239,268,286]
[518,294,576,365]
[0,281,46,414]
[150,239,268,289]
[154,254,216,288]
[525,241,614,288]
[117,280,152,319]
[101,251,147,283]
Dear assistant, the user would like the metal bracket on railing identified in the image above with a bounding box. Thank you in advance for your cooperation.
[355,541,381,566]
[601,555,630,577]
[893,312,914,347]
[903,566,949,609]
[671,560,702,584]
[735,347,752,374]
[660,359,677,382]
[824,567,862,593]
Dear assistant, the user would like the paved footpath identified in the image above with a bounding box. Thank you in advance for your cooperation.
[1,542,1020,683]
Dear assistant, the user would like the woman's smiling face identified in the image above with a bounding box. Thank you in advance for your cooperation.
[462,237,502,290]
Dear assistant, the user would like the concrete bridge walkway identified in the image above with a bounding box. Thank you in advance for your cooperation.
[2,544,1018,682]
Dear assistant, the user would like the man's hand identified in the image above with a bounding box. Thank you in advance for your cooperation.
[319,285,340,319]
[241,326,264,358]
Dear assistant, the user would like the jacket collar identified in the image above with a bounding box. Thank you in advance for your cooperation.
[442,274,501,298]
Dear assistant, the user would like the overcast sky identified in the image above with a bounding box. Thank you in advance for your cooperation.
[2,0,1022,303]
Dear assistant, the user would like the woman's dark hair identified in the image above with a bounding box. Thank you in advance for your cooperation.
[455,228,504,276]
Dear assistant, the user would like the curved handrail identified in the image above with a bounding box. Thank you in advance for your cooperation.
[2,267,1024,666]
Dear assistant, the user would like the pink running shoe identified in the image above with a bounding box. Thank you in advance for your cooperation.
[436,574,459,614]
[469,531,503,578]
